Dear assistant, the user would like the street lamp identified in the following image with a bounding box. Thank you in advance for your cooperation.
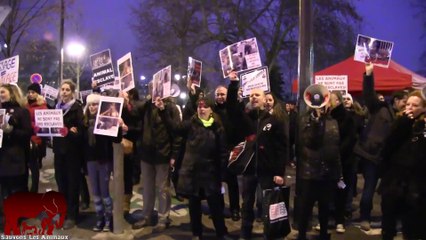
[66,42,85,93]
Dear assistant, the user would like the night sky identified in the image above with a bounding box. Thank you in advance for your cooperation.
[61,0,424,80]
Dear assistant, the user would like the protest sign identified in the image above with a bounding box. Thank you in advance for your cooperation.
[94,96,124,137]
[118,52,135,92]
[152,65,171,102]
[0,55,19,84]
[219,37,262,78]
[240,66,270,98]
[90,49,115,88]
[79,89,93,104]
[187,57,202,87]
[0,109,5,126]
[34,109,64,137]
[314,75,348,95]
[354,34,394,68]
[43,85,59,101]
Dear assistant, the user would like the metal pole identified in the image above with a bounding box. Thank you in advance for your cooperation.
[112,143,124,234]
[76,60,80,93]
[58,0,64,87]
[294,0,314,227]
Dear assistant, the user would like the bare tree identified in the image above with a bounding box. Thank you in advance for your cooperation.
[131,0,361,99]
[0,0,59,58]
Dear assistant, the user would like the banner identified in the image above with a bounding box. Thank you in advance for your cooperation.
[314,75,348,95]
[354,34,394,68]
[187,57,202,87]
[34,109,64,137]
[240,66,270,98]
[219,37,262,78]
[117,52,135,92]
[90,49,115,88]
[152,65,171,102]
[0,55,19,84]
[94,96,124,137]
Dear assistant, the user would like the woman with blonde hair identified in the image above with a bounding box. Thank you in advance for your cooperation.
[0,84,32,198]
[380,90,426,240]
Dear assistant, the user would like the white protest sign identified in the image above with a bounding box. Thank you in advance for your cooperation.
[117,52,135,92]
[94,96,124,137]
[34,109,64,137]
[219,37,262,78]
[152,65,171,103]
[0,55,19,84]
[187,57,202,87]
[43,85,59,101]
[240,66,270,98]
[314,75,348,94]
[354,34,394,68]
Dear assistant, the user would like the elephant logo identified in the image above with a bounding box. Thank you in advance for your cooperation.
[3,191,67,235]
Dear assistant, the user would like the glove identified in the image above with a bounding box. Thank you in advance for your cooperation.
[59,127,69,137]
[2,123,13,134]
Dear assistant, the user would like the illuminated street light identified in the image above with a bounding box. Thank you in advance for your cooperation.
[140,75,146,81]
[174,74,181,81]
[179,92,187,100]
[66,42,85,92]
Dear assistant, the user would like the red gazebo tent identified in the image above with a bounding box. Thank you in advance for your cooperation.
[291,56,423,94]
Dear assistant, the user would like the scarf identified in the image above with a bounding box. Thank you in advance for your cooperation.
[88,116,96,146]
[199,116,214,127]
[56,99,76,116]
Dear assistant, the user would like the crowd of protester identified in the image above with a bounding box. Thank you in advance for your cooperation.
[0,62,425,240]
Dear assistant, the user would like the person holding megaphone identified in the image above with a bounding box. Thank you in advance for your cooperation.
[295,84,343,240]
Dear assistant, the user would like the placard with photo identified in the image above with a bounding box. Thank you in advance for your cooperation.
[118,52,135,92]
[90,49,115,88]
[151,65,171,102]
[354,34,394,68]
[94,96,124,137]
[187,57,202,87]
[219,37,262,78]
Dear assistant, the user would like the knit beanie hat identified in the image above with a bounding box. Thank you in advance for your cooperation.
[27,83,41,95]
[86,93,101,105]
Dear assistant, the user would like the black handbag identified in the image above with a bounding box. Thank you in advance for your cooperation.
[262,186,291,239]
[227,139,255,175]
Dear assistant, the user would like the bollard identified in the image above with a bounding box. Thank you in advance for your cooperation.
[112,142,125,234]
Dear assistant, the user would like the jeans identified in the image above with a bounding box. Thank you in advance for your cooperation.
[358,157,379,221]
[140,161,171,224]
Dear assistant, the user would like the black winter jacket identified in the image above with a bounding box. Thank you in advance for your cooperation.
[0,101,32,177]
[138,101,182,165]
[353,73,394,164]
[379,115,426,204]
[227,81,288,179]
[53,100,84,155]
[297,110,342,181]
[330,104,357,165]
[160,111,227,197]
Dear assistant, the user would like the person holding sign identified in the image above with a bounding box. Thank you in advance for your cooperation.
[0,84,32,198]
[226,72,288,240]
[52,80,84,229]
[154,96,232,240]
[82,93,124,232]
[25,83,48,193]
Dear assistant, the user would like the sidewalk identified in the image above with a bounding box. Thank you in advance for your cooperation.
[27,148,402,239]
